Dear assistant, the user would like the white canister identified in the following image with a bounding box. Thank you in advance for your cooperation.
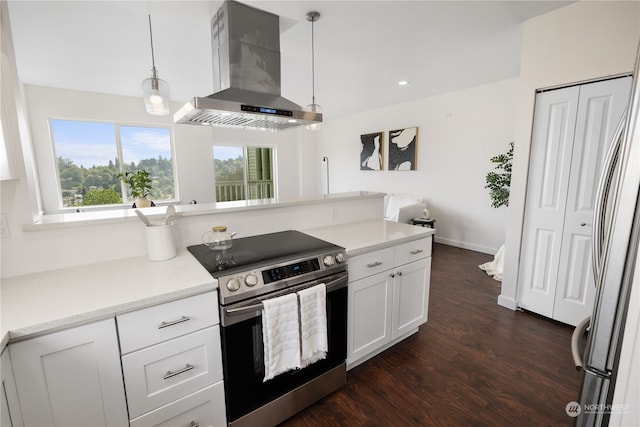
[145,222,176,261]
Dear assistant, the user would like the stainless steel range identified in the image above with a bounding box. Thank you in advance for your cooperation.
[187,230,348,427]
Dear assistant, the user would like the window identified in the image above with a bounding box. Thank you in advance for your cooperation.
[213,146,274,202]
[50,119,175,208]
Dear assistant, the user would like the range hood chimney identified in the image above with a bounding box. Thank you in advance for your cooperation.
[174,0,322,131]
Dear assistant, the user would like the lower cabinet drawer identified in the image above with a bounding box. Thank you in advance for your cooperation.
[394,237,432,266]
[129,381,226,427]
[118,291,219,354]
[348,247,395,281]
[122,326,223,419]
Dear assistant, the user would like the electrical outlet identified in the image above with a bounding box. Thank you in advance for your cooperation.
[0,213,10,238]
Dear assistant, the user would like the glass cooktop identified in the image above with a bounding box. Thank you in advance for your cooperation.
[187,230,342,276]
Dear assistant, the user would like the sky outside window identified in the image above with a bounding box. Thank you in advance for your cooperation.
[51,120,117,168]
[120,126,172,166]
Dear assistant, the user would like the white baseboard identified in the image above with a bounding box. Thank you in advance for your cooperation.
[434,236,498,255]
[497,294,518,310]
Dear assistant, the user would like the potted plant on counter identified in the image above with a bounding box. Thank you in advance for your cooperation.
[118,170,153,208]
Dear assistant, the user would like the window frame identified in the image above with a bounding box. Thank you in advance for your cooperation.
[212,144,277,203]
[48,118,178,213]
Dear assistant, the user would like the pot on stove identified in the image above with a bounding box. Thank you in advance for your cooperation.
[202,226,236,251]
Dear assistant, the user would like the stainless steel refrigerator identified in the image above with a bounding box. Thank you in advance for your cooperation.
[571,45,640,426]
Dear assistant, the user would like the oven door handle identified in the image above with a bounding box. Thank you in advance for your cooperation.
[225,272,348,317]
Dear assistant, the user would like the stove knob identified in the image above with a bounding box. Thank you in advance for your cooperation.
[226,278,241,292]
[335,253,346,264]
[323,255,335,267]
[245,274,258,287]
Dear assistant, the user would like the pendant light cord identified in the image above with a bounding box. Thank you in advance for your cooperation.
[306,11,320,111]
[148,15,157,75]
[311,17,316,105]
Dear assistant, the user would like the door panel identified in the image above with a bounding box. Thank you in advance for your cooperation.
[517,86,580,315]
[348,272,392,364]
[554,76,632,325]
[540,101,578,209]
[519,76,632,325]
[392,258,430,339]
[531,229,556,292]
[9,319,128,427]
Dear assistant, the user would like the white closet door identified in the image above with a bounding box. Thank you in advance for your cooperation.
[518,77,632,325]
[517,86,580,318]
[553,76,632,325]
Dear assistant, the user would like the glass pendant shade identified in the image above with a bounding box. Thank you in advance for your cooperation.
[142,72,170,116]
[306,102,322,131]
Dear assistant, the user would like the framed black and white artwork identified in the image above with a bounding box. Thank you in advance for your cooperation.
[388,127,418,171]
[360,132,384,171]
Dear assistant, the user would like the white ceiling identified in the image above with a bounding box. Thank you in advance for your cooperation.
[7,0,573,120]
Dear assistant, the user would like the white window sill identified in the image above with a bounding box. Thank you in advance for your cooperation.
[22,192,385,231]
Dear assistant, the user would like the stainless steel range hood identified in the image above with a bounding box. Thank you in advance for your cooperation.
[174,0,322,131]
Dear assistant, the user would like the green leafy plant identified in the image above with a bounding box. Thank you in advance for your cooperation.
[485,142,513,208]
[117,170,153,199]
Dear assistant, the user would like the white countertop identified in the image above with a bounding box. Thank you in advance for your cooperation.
[1,218,432,351]
[1,249,216,349]
[303,219,435,256]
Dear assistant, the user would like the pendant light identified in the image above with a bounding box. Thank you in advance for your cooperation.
[306,11,322,131]
[142,15,170,116]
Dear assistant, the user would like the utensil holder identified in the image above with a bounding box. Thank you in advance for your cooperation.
[145,222,176,261]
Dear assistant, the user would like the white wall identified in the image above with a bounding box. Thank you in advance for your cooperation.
[23,85,317,212]
[0,81,333,277]
[319,78,518,254]
[499,0,640,309]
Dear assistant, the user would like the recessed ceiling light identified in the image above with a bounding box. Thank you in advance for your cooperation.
[398,80,409,86]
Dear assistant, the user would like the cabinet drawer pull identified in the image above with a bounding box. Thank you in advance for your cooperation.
[158,315,190,329]
[410,249,424,255]
[190,422,200,427]
[366,261,383,268]
[163,363,195,380]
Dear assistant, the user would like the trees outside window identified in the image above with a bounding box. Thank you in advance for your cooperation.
[50,120,175,208]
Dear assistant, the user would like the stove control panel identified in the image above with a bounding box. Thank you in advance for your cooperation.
[263,258,320,284]
[217,250,347,301]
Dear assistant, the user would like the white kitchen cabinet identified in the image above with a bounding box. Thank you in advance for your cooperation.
[9,318,128,427]
[517,76,631,326]
[117,291,219,354]
[122,327,223,418]
[347,237,432,368]
[130,382,226,427]
[348,270,393,363]
[117,291,226,426]
[392,257,430,339]
[1,348,24,427]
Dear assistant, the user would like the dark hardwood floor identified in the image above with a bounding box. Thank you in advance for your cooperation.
[281,243,583,426]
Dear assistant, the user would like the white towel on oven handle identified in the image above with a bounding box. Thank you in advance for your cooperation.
[262,293,301,382]
[297,283,328,367]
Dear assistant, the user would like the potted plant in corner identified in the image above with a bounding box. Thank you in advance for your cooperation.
[479,142,514,281]
[118,170,153,208]
[485,141,513,209]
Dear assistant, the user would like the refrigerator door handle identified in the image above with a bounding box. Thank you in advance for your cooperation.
[571,316,591,370]
[591,111,627,283]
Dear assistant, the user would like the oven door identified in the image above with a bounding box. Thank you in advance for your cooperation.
[219,271,348,425]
